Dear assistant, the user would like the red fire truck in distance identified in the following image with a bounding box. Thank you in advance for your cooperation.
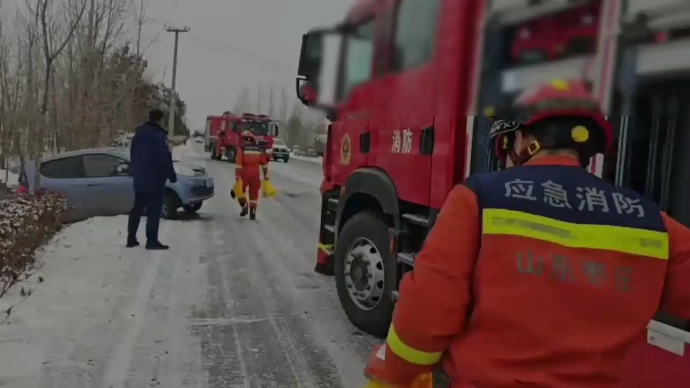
[204,111,279,162]
[297,0,690,385]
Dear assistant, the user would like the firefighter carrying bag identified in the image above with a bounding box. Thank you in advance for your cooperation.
[262,180,277,198]
[232,179,245,200]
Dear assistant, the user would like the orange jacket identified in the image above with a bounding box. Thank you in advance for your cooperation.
[381,155,690,387]
[235,144,268,181]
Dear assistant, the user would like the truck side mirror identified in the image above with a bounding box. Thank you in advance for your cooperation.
[298,32,324,81]
[296,28,341,116]
[269,122,280,137]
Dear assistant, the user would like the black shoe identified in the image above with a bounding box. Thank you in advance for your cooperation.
[146,241,169,250]
[249,208,256,221]
[126,239,140,248]
[240,205,248,217]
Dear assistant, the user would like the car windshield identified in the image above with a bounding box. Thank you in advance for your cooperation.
[274,139,286,146]
[239,121,269,136]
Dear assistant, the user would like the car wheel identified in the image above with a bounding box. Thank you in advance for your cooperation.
[183,203,202,214]
[334,212,395,338]
[283,157,289,163]
[162,192,181,220]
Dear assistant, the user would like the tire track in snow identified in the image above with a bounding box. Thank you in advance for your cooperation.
[196,160,347,387]
[101,251,164,388]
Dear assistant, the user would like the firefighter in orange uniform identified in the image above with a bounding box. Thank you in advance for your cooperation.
[365,79,690,387]
[235,130,268,220]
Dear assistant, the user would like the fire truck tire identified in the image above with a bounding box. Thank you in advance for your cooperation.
[226,147,237,163]
[334,211,395,338]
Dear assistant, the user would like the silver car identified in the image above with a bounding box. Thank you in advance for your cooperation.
[20,147,214,222]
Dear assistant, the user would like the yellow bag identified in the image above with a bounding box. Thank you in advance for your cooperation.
[232,179,245,200]
[261,179,277,198]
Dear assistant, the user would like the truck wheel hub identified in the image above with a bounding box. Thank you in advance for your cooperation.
[344,237,385,311]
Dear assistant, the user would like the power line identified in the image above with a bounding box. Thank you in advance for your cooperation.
[188,33,295,73]
[147,17,295,73]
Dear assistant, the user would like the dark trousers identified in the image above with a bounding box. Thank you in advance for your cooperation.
[127,191,164,242]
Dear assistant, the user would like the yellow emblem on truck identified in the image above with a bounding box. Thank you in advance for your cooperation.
[341,134,352,165]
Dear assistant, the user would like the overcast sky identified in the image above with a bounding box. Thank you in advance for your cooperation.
[143,0,353,130]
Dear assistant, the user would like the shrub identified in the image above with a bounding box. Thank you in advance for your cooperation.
[0,192,67,296]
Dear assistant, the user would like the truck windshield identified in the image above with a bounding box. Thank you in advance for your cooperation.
[239,121,269,136]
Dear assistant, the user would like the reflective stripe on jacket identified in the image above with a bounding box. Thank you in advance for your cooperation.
[381,155,690,388]
[235,144,268,180]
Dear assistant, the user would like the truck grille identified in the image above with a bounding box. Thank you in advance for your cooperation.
[258,140,269,149]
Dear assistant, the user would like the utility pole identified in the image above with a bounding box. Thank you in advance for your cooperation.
[165,26,190,137]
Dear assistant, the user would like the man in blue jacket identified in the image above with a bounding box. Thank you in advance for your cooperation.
[126,109,177,250]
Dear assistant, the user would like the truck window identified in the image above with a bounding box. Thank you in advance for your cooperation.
[391,0,441,71]
[341,19,375,98]
[239,121,269,136]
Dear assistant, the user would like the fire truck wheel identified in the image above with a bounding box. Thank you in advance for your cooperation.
[334,212,395,338]
[226,147,237,163]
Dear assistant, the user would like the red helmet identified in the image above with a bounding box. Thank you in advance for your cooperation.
[489,79,613,165]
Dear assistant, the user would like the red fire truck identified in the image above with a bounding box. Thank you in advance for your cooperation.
[204,111,279,162]
[296,0,690,385]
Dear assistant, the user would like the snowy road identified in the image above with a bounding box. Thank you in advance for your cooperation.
[0,144,375,388]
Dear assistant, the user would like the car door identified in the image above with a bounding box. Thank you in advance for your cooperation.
[39,155,91,221]
[82,153,135,215]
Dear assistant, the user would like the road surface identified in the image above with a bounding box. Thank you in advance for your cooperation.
[188,144,375,387]
[0,144,376,388]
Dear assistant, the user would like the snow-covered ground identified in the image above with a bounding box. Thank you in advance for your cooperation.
[291,155,322,164]
[0,142,373,387]
[0,167,19,187]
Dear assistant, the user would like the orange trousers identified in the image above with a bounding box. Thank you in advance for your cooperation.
[237,176,261,209]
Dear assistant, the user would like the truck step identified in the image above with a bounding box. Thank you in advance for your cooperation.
[328,198,339,211]
[397,252,416,266]
[402,213,430,228]
[324,224,335,234]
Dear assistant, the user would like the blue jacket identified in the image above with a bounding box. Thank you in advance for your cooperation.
[130,121,176,193]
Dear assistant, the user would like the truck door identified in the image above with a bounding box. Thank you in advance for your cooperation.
[330,12,381,183]
[375,0,441,207]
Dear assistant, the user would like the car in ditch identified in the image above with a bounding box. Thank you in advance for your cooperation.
[20,147,214,222]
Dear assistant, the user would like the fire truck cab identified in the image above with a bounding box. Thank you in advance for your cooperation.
[298,0,690,385]
[205,112,279,162]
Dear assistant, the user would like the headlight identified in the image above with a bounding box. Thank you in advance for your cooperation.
[174,165,196,177]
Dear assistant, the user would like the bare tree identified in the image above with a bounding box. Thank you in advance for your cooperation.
[33,0,87,189]
[233,86,251,113]
[0,0,181,191]
[278,86,289,122]
[255,84,263,114]
[267,83,275,119]
[135,0,147,56]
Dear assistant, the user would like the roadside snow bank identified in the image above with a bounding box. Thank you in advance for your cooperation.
[292,155,322,164]
[0,168,19,187]
[0,214,207,387]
